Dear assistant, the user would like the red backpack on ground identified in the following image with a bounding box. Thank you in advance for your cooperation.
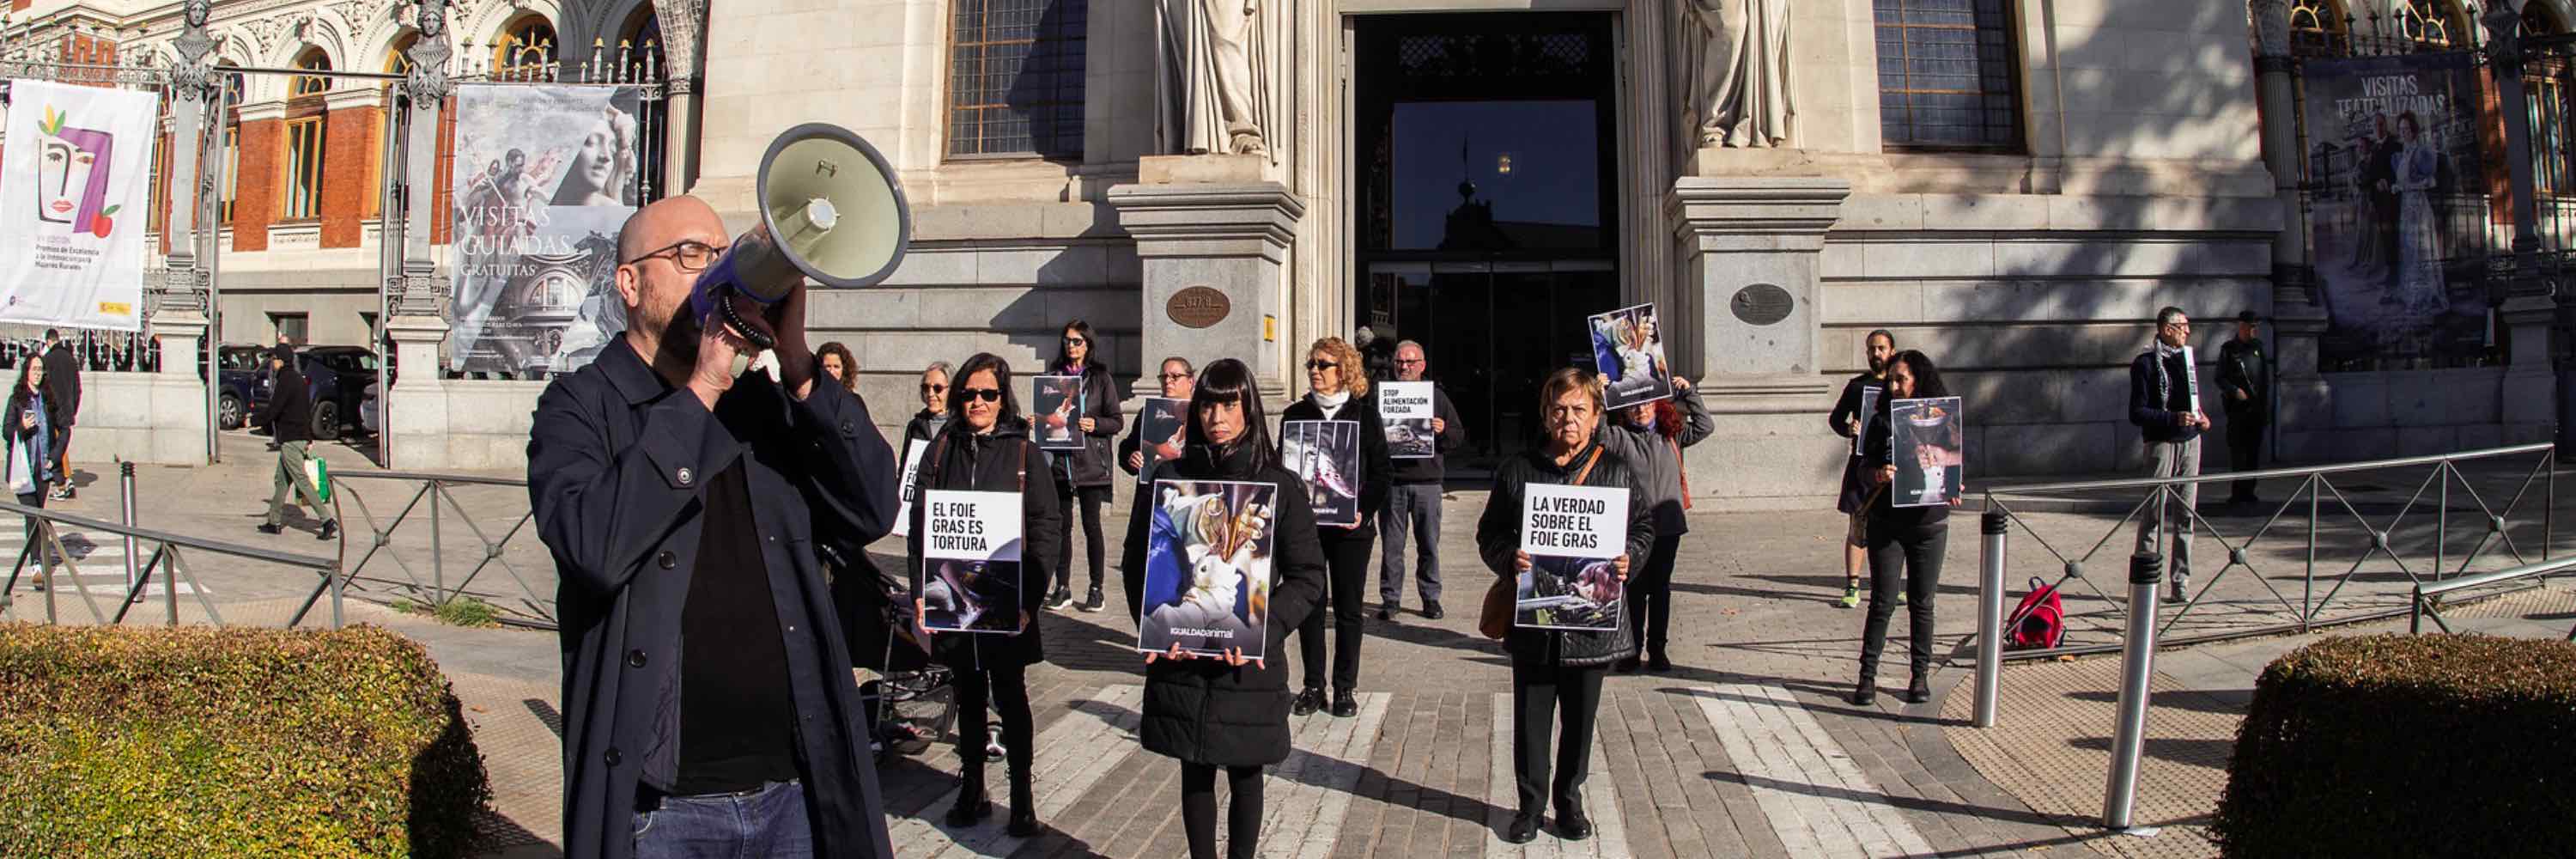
[2004,576,2065,650]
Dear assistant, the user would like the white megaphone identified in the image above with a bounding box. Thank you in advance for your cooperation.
[691,123,911,349]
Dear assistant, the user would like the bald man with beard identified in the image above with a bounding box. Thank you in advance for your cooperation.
[530,196,897,859]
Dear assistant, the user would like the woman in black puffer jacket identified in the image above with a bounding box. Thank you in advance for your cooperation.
[1120,358,1327,859]
[1476,367,1655,846]
[1045,320,1125,612]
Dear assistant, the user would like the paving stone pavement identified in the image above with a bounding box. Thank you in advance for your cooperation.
[8,435,2572,858]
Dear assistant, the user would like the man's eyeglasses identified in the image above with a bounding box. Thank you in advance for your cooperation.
[960,387,1003,402]
[1395,357,1425,366]
[1306,360,1340,371]
[1159,372,1192,381]
[623,239,726,271]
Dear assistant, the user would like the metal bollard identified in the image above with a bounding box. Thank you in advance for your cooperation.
[2103,551,2164,832]
[1974,509,2008,728]
[118,461,138,598]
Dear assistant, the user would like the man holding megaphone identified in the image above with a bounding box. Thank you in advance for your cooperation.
[530,192,901,859]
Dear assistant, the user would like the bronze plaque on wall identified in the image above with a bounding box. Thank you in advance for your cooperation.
[1730,283,1795,326]
[1168,286,1231,329]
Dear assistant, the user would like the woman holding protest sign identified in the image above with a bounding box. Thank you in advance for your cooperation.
[908,352,1065,836]
[1121,358,1327,859]
[1045,320,1124,613]
[1279,336,1393,718]
[1475,368,1655,844]
[1850,350,1962,707]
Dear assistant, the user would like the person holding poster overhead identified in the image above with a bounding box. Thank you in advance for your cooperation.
[1044,320,1124,613]
[1475,368,1653,844]
[1120,358,1327,859]
[1852,350,1962,707]
[1827,330,1897,609]
[906,352,1063,836]
[2129,307,2207,604]
[1121,356,1196,478]
[1279,337,1392,719]
[1593,375,1711,673]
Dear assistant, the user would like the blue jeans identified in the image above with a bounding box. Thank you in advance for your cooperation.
[633,779,813,859]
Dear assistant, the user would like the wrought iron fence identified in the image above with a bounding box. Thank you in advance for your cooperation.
[0,499,343,629]
[327,470,551,628]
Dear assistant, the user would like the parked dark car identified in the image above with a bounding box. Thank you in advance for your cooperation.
[298,346,381,437]
[212,344,268,430]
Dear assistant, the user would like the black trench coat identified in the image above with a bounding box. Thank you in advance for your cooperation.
[907,417,1064,669]
[531,342,898,859]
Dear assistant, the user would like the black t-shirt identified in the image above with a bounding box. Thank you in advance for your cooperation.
[673,462,801,795]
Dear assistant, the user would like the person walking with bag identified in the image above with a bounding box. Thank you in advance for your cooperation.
[1280,337,1392,718]
[1045,320,1123,612]
[1851,350,1964,707]
[1477,368,1654,844]
[4,360,57,588]
[254,347,337,540]
[1120,358,1327,859]
[1593,376,1711,673]
[908,352,1063,837]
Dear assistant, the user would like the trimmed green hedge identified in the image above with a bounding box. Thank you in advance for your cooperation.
[0,624,492,857]
[2214,633,2576,857]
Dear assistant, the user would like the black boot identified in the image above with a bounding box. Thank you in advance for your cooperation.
[946,765,992,827]
[1005,765,1039,837]
[1331,687,1359,718]
[1905,672,1932,704]
[1555,799,1594,841]
[1505,807,1543,844]
[1850,666,1878,707]
[1292,686,1324,716]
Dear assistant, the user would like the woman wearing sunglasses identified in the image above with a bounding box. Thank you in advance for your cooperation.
[908,352,1064,836]
[1278,337,1391,719]
[906,361,954,448]
[1044,320,1124,613]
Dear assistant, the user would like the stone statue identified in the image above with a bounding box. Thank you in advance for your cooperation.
[1155,0,1283,156]
[1681,0,1793,149]
[405,0,453,101]
[184,0,211,28]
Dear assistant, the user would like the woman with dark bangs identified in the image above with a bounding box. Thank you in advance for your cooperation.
[1120,358,1327,859]
[1851,349,1963,707]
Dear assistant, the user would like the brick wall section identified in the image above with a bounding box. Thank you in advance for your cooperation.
[431,96,457,245]
[320,105,380,248]
[230,118,281,252]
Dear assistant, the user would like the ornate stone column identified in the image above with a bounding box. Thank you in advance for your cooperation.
[1109,155,1305,403]
[389,0,456,470]
[1668,175,1848,510]
[156,0,219,464]
[2482,3,2561,446]
[652,0,703,197]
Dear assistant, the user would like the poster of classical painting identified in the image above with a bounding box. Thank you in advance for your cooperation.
[1378,381,1437,459]
[1589,303,1672,409]
[914,490,1025,634]
[1516,483,1628,631]
[1281,420,1361,527]
[1890,397,1965,509]
[1137,479,1277,659]
[1033,375,1084,450]
[2300,52,2490,369]
[0,80,156,332]
[1136,397,1188,484]
[447,82,645,376]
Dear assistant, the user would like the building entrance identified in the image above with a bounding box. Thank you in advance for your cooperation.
[1354,13,1622,470]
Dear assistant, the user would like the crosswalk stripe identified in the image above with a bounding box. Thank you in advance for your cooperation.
[1690,684,1937,859]
[886,684,1146,858]
[1259,691,1392,859]
[1487,692,1629,859]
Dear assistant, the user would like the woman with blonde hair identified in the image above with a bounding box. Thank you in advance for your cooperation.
[1278,336,1391,718]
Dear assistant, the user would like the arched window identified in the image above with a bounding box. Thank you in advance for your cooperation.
[2397,0,2474,51]
[494,15,557,78]
[620,8,661,82]
[620,8,668,201]
[283,48,331,220]
[2530,5,2573,197]
[2288,0,2350,58]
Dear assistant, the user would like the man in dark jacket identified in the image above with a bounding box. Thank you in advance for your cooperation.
[254,347,336,539]
[39,330,77,500]
[1378,340,1466,621]
[2129,307,2208,604]
[1826,330,1895,609]
[528,196,897,859]
[2220,311,2268,506]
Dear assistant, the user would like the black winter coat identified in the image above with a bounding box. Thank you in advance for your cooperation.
[908,418,1063,669]
[529,343,897,859]
[39,343,77,428]
[1829,373,1886,515]
[902,409,950,450]
[1475,441,1655,669]
[1044,361,1124,487]
[1279,393,1394,544]
[257,362,315,443]
[1121,442,1328,766]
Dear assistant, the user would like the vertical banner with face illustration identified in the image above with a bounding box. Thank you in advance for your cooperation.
[1281,420,1362,527]
[2299,52,2489,369]
[1031,375,1084,451]
[0,80,157,332]
[1890,397,1965,508]
[1379,381,1437,459]
[1136,397,1188,484]
[1138,479,1277,658]
[1589,302,1673,409]
[890,438,932,538]
[914,490,1025,633]
[448,82,646,376]
[1517,483,1628,631]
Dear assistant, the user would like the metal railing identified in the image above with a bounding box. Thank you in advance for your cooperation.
[0,466,342,629]
[328,470,550,628]
[2409,554,2576,636]
[1971,441,2560,728]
